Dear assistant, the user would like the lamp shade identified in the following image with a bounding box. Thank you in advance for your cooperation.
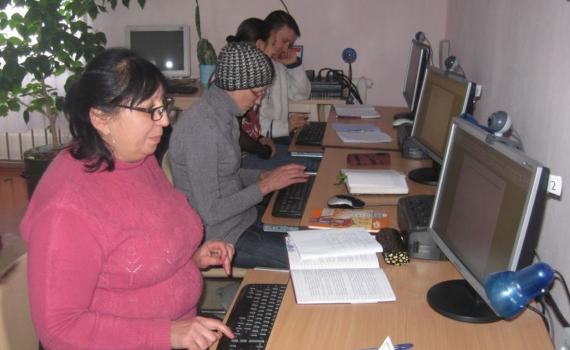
[484,262,554,318]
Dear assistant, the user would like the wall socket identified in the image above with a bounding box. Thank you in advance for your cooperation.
[560,327,570,350]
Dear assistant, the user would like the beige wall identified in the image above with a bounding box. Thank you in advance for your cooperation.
[447,1,570,347]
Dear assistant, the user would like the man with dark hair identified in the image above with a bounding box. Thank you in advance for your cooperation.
[259,10,311,142]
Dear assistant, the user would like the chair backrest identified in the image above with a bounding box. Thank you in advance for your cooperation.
[161,150,174,185]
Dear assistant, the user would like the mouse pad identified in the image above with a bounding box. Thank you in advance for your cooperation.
[346,152,391,167]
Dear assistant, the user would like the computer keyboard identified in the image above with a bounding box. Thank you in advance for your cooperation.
[296,122,327,146]
[217,283,287,350]
[166,84,198,95]
[397,194,435,231]
[272,175,316,218]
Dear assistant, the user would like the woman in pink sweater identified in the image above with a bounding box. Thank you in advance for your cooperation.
[20,48,234,350]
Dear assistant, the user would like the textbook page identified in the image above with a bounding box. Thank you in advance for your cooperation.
[290,268,396,304]
[286,237,380,270]
[287,228,383,260]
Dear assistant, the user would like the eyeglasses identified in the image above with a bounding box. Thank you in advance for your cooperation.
[117,97,174,121]
[250,88,267,99]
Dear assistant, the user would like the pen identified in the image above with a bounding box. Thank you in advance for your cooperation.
[358,343,413,350]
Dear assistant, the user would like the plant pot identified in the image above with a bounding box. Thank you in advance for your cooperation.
[199,64,216,87]
[22,144,64,198]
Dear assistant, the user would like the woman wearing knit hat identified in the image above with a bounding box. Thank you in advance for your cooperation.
[170,42,309,268]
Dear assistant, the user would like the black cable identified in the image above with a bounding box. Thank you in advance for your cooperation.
[543,291,570,327]
[554,270,570,303]
[279,0,290,13]
[528,303,550,334]
[313,67,363,104]
[539,295,555,340]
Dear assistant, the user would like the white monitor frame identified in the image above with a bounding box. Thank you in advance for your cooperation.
[125,25,190,79]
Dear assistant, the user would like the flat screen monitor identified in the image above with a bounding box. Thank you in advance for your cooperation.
[426,118,549,323]
[403,40,430,113]
[409,66,476,185]
[126,25,190,78]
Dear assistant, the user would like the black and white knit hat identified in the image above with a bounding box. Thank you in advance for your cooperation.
[214,42,274,91]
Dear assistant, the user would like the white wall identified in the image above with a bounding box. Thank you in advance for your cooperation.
[93,0,448,107]
[447,0,570,346]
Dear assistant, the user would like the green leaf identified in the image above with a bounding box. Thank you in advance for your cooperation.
[122,0,129,7]
[137,0,145,8]
[23,110,30,124]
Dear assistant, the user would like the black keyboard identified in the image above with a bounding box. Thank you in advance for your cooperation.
[397,195,435,231]
[166,84,198,95]
[217,283,287,350]
[272,176,315,218]
[296,122,327,146]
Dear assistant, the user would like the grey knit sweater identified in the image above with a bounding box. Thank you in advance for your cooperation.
[169,86,263,244]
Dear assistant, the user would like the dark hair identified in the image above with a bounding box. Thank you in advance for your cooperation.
[264,10,300,37]
[226,18,270,44]
[65,48,167,172]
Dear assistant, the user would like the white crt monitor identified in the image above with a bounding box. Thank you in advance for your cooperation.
[126,25,190,78]
[426,118,549,323]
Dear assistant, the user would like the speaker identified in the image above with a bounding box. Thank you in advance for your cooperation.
[439,39,450,69]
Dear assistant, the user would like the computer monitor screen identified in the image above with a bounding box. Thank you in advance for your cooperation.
[409,66,476,185]
[403,40,430,113]
[126,25,190,78]
[426,118,549,323]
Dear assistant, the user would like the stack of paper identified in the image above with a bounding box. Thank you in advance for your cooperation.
[334,104,380,119]
[341,169,409,194]
[286,228,396,304]
[332,123,392,143]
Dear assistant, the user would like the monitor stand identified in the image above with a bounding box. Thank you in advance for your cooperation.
[394,111,414,120]
[427,279,499,323]
[408,161,440,186]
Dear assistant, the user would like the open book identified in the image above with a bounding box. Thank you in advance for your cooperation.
[286,228,396,304]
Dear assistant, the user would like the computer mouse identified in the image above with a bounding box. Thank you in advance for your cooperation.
[392,118,413,127]
[327,194,366,209]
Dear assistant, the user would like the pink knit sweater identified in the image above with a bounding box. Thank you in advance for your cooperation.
[20,150,204,350]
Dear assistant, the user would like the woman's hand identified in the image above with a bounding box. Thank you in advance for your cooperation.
[192,240,234,276]
[258,136,276,158]
[257,164,309,196]
[171,316,234,350]
[288,113,309,133]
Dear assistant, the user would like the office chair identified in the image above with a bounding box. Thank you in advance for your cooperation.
[160,150,248,279]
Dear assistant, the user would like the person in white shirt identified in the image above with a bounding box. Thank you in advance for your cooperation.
[259,10,311,143]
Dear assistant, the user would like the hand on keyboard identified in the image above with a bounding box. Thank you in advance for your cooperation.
[171,316,234,350]
[288,113,310,133]
[258,164,310,196]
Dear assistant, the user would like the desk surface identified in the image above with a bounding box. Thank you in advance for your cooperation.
[216,267,551,350]
[322,106,406,151]
[299,148,435,227]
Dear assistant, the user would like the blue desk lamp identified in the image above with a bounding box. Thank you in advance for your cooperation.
[484,262,554,319]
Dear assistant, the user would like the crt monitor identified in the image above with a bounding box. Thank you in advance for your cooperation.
[409,66,476,185]
[126,25,190,78]
[396,39,431,120]
[426,118,549,323]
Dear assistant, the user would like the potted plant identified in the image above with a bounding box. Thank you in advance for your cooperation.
[0,0,145,196]
[195,0,217,86]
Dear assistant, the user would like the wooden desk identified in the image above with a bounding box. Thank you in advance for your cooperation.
[299,148,435,227]
[322,106,408,151]
[214,267,551,350]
